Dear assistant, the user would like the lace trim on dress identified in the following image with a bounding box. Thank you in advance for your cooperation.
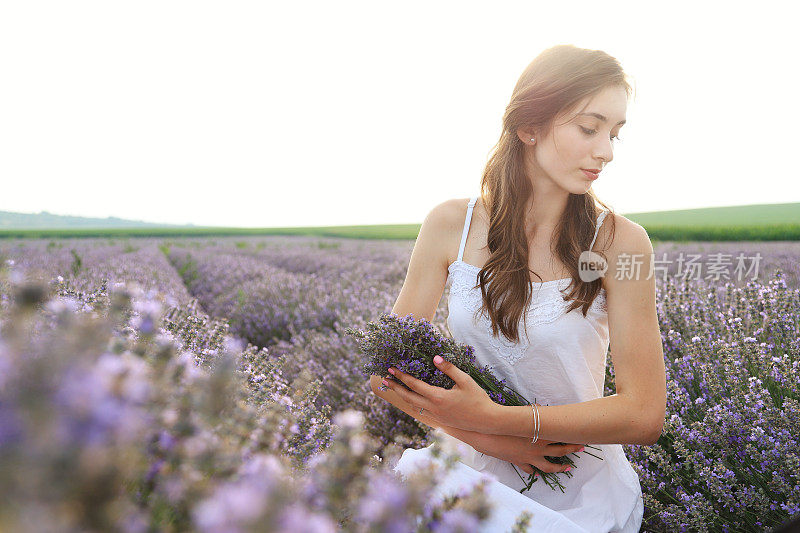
[447,260,607,365]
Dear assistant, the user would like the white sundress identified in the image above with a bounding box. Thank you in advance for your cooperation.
[393,196,644,532]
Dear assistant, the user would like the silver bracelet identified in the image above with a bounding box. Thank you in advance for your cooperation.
[530,404,535,443]
[531,403,540,444]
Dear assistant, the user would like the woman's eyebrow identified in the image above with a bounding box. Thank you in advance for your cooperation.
[578,112,626,126]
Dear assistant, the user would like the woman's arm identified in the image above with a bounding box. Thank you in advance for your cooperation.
[484,221,667,445]
[368,198,495,449]
[485,396,659,445]
[371,379,581,475]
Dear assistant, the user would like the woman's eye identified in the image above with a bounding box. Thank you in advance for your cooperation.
[581,126,622,142]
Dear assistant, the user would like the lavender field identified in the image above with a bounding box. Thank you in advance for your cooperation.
[0,236,798,532]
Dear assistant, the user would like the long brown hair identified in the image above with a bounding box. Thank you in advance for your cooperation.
[476,44,633,343]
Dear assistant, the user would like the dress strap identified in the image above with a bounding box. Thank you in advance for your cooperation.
[589,209,610,251]
[457,197,478,262]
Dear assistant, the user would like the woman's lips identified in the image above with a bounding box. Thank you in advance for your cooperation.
[581,169,599,180]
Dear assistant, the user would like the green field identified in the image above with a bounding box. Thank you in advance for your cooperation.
[623,202,800,226]
[1,202,798,241]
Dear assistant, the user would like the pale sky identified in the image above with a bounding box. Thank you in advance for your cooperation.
[1,1,798,228]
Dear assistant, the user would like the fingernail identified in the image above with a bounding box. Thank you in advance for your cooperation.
[565,467,572,472]
[388,368,396,375]
[434,355,443,364]
[382,379,389,386]
[578,446,585,452]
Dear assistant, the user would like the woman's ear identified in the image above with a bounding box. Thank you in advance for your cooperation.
[516,127,537,145]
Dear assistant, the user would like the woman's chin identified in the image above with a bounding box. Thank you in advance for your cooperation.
[570,182,593,194]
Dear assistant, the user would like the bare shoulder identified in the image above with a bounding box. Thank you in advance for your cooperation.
[428,197,470,222]
[422,197,474,269]
[597,213,654,290]
[389,197,472,323]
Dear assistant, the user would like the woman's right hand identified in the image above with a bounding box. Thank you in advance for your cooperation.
[476,433,585,475]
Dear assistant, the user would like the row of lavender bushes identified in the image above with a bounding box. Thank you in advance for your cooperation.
[1,236,799,531]
[163,237,441,456]
[0,255,517,532]
[602,269,800,531]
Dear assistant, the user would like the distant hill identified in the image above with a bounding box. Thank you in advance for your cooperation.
[621,202,800,227]
[1,202,798,239]
[0,210,194,229]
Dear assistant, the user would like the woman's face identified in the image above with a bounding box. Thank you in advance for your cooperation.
[523,85,628,194]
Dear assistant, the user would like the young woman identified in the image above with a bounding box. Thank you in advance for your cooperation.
[370,44,667,532]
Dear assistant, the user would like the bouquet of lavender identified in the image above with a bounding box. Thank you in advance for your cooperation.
[345,312,601,493]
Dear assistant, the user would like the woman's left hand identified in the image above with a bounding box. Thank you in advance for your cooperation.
[380,355,499,433]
